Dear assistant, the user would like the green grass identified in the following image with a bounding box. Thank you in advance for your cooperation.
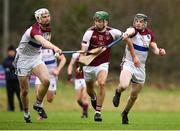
[0,82,180,130]
[0,111,180,130]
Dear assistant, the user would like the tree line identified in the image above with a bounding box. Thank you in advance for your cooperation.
[0,0,179,85]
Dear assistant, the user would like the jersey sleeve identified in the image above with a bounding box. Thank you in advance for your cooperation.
[109,28,123,40]
[30,25,42,38]
[72,53,80,60]
[81,30,93,48]
[149,29,155,42]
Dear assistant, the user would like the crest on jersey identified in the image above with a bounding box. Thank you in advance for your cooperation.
[43,33,51,41]
[147,34,150,39]
[99,35,104,41]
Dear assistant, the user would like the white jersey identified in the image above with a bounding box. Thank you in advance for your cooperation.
[123,27,154,67]
[16,22,51,56]
[41,48,57,77]
[35,48,58,91]
[14,22,51,76]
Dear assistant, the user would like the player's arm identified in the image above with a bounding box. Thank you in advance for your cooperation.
[34,35,61,53]
[150,42,166,56]
[81,43,88,52]
[123,27,136,39]
[124,37,140,67]
[81,30,92,53]
[67,57,76,81]
[56,54,66,75]
[122,27,140,67]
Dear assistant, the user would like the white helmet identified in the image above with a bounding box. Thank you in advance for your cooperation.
[34,8,50,22]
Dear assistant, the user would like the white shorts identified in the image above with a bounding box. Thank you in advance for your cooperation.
[74,79,86,90]
[14,52,43,76]
[83,62,109,81]
[35,76,57,91]
[122,60,146,84]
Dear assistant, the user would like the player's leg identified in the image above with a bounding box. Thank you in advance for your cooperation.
[35,86,40,101]
[121,83,143,124]
[83,66,97,110]
[76,88,85,117]
[86,81,96,110]
[46,78,57,103]
[35,83,44,120]
[94,70,108,122]
[18,76,31,123]
[32,63,50,101]
[113,68,132,107]
[81,86,89,118]
[76,89,83,107]
[75,79,84,108]
[32,63,50,119]
[75,79,88,118]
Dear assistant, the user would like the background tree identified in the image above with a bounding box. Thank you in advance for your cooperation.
[0,0,179,85]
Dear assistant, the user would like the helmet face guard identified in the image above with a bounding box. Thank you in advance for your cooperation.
[134,13,148,21]
[34,8,50,23]
[133,13,148,29]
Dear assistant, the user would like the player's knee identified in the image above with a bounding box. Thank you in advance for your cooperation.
[119,83,128,90]
[98,81,105,88]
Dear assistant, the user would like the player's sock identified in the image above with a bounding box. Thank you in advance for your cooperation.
[82,103,88,118]
[91,93,97,110]
[24,111,31,123]
[95,105,102,113]
[24,108,29,113]
[34,98,42,107]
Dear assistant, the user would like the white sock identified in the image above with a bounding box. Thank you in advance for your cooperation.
[24,112,30,117]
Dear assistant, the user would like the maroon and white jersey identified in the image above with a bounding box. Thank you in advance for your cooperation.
[16,22,51,56]
[123,27,154,66]
[82,26,123,66]
[72,53,84,79]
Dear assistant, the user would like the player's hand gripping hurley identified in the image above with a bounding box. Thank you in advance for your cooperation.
[55,35,123,65]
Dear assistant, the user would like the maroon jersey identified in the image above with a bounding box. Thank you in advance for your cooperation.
[82,26,122,66]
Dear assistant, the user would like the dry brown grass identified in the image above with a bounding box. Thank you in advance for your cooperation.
[0,81,180,112]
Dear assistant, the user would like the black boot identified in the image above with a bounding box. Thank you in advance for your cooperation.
[112,89,121,107]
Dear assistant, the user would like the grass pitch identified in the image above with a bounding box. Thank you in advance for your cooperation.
[0,82,180,130]
[0,111,180,130]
